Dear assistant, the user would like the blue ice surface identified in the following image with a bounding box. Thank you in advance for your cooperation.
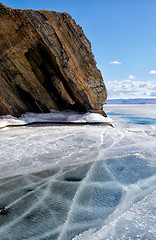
[106,155,156,184]
[108,112,156,125]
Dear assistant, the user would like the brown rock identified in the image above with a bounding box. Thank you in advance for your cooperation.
[0,3,107,117]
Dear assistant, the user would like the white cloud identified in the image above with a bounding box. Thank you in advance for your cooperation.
[109,61,121,65]
[106,80,156,99]
[128,75,136,79]
[149,70,156,74]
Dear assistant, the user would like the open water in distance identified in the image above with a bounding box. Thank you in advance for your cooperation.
[0,104,155,240]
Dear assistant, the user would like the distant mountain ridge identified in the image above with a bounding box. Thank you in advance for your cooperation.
[106,98,156,104]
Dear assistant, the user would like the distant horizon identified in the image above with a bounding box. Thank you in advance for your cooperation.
[106,97,156,100]
[106,98,156,104]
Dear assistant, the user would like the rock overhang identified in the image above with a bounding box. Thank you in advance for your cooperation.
[0,3,107,117]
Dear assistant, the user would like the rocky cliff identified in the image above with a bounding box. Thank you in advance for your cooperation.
[0,3,107,117]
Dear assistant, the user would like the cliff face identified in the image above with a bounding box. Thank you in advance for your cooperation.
[0,3,107,117]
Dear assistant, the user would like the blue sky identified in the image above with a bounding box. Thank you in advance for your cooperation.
[1,0,156,99]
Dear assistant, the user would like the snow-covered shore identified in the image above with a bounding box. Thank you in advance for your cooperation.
[0,111,112,129]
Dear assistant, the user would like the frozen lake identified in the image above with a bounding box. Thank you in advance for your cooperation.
[0,105,155,239]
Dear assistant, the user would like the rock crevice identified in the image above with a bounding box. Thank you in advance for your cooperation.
[0,3,107,117]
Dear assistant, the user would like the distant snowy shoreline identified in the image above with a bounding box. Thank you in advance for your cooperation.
[106,98,156,104]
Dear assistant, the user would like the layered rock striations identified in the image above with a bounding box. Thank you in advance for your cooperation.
[0,3,107,117]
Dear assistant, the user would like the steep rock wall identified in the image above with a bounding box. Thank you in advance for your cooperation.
[0,3,107,117]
